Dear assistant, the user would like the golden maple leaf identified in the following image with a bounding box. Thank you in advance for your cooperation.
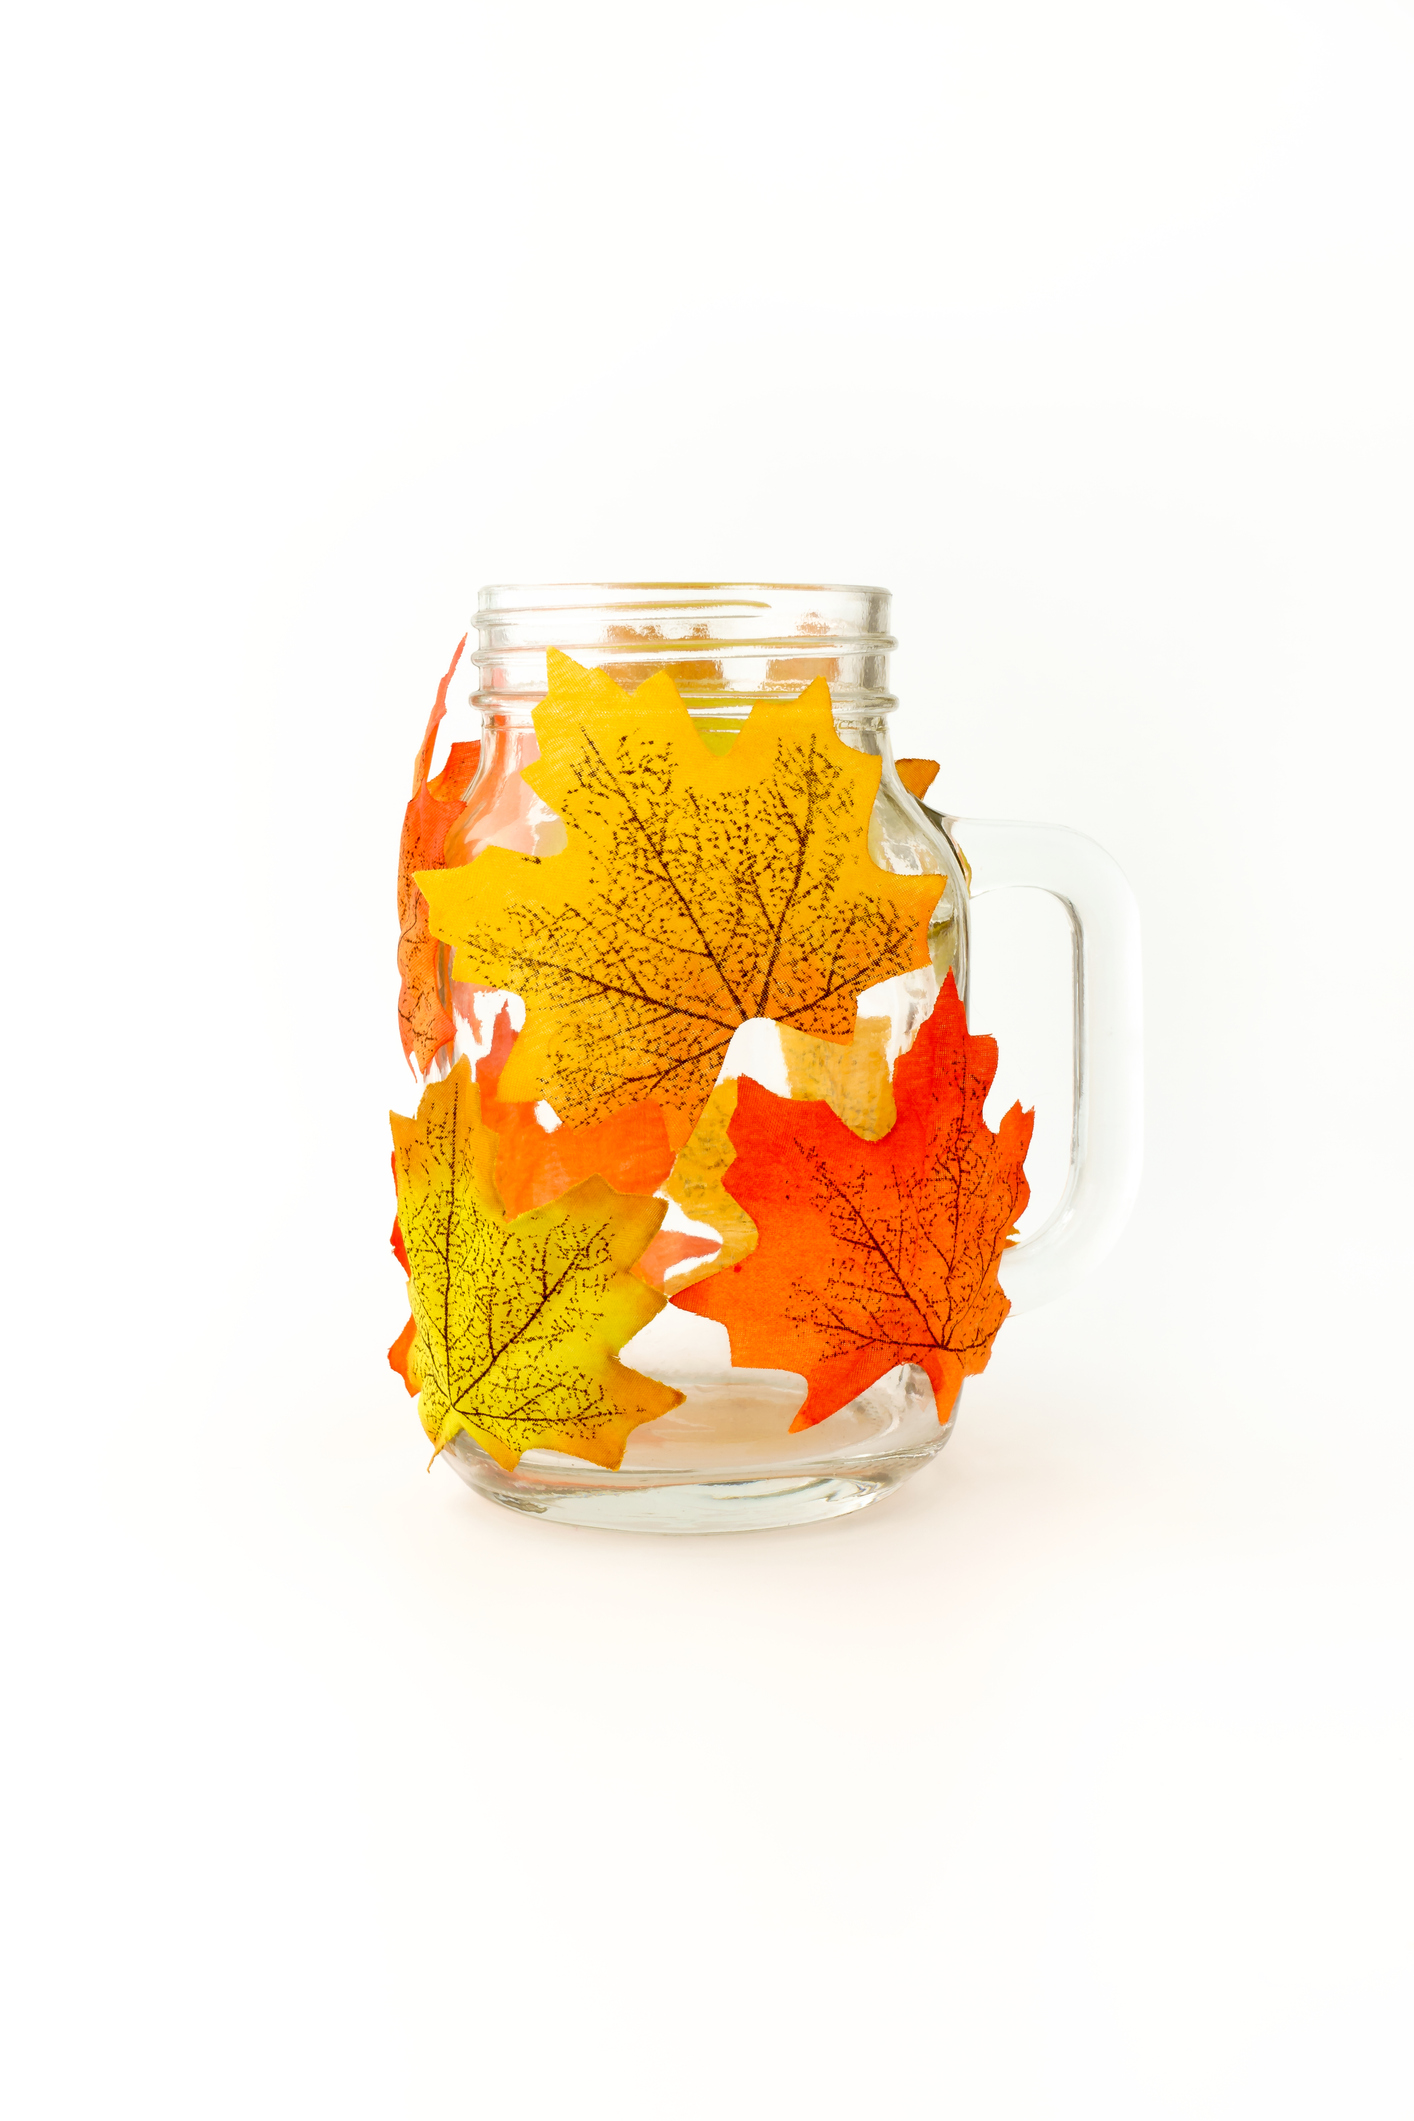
[658,1078,758,1292]
[417,651,945,1133]
[779,1014,896,1140]
[391,1057,683,1471]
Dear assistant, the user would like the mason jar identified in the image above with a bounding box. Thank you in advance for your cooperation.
[392,584,1142,1532]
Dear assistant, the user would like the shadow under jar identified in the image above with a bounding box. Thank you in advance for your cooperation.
[409,584,1141,1533]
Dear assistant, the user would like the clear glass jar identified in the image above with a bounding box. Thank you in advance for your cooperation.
[402,584,1142,1532]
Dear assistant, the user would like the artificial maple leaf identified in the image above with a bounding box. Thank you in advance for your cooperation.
[779,1014,896,1140]
[659,1077,758,1292]
[673,975,1032,1430]
[387,1009,683,1380]
[397,637,483,1074]
[388,1315,417,1392]
[418,650,944,1133]
[391,1057,682,1470]
[390,1150,410,1273]
[632,1228,721,1291]
[475,1004,676,1217]
[895,757,940,801]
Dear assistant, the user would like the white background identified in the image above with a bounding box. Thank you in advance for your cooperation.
[4,2,1413,2114]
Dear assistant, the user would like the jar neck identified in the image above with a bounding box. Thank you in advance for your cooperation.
[467,583,899,719]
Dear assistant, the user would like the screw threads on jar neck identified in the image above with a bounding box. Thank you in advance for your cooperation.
[469,583,898,718]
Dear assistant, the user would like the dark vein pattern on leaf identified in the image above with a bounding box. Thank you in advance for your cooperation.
[480,727,926,1116]
[782,1118,1025,1373]
[401,1079,633,1456]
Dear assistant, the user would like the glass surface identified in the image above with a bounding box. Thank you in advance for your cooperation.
[401,584,1141,1532]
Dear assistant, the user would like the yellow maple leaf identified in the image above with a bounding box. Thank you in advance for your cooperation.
[392,1058,683,1471]
[418,651,944,1133]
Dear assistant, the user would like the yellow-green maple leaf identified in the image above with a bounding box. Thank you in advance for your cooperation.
[417,651,944,1133]
[392,1057,683,1471]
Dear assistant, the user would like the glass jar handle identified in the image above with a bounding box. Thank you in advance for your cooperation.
[944,817,1144,1313]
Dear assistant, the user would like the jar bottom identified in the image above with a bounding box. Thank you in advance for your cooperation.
[441,1366,958,1533]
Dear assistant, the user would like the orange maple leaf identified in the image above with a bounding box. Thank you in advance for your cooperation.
[388,1314,417,1393]
[390,1150,410,1272]
[396,637,482,1074]
[474,1004,677,1217]
[672,975,1032,1430]
[632,1228,721,1291]
[895,757,940,801]
[474,1007,730,1290]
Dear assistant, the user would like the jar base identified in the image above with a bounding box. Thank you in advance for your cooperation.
[442,1432,952,1534]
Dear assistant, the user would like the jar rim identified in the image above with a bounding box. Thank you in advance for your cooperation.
[476,580,890,600]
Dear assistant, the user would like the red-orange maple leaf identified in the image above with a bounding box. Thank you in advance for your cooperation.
[672,975,1032,1430]
[396,637,482,1074]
